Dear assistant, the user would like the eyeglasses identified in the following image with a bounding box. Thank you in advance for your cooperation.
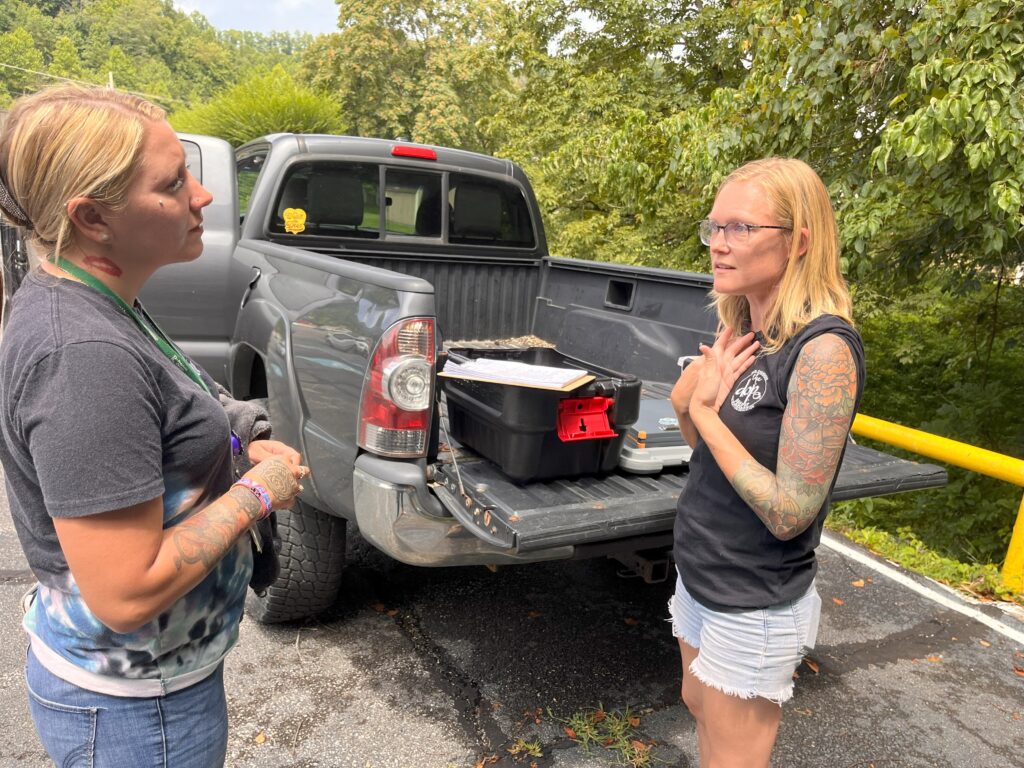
[698,219,792,246]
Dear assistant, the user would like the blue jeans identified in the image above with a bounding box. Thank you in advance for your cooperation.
[26,647,228,768]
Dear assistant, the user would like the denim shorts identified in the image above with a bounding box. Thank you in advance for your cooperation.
[668,573,821,705]
[25,646,228,768]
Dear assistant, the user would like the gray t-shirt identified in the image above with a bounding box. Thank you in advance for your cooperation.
[0,272,251,696]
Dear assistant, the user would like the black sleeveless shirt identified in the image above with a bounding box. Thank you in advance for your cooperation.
[673,314,866,611]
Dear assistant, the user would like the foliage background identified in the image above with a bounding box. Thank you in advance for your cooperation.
[2,0,1021,595]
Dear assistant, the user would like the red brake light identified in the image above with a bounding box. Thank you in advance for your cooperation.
[391,145,437,160]
[358,318,436,457]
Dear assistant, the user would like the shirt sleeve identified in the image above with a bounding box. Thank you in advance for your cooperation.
[18,340,166,518]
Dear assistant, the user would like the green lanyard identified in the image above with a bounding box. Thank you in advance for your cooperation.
[55,257,213,397]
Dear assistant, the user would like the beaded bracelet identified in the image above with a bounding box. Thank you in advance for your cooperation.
[234,478,272,519]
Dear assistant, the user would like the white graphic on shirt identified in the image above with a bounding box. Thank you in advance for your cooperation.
[731,369,768,412]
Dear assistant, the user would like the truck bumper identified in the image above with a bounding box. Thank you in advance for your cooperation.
[352,454,573,567]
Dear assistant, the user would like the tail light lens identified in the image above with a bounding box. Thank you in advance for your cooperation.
[358,317,435,457]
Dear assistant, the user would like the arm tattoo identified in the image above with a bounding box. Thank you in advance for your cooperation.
[170,486,263,570]
[732,334,857,540]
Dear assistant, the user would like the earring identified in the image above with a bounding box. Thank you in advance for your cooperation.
[100,233,111,242]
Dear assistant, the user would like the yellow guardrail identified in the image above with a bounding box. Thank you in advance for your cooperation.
[851,414,1024,593]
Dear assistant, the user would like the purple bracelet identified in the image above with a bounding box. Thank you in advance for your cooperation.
[234,478,272,518]
[230,431,242,456]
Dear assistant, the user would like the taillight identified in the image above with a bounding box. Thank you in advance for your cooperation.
[358,317,436,457]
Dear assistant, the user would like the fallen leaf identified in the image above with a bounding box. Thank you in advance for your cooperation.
[1012,712,1021,721]
[624,617,639,626]
[1015,650,1024,660]
[254,732,266,745]
[602,738,615,746]
[593,709,607,723]
[979,639,991,648]
[794,707,813,716]
[851,579,865,588]
[792,670,800,679]
[1013,665,1024,679]
[386,609,398,617]
[531,763,538,768]
[628,715,641,727]
[564,727,577,740]
[527,610,543,619]
[832,597,845,606]
[926,655,942,663]
[630,740,649,752]
[509,515,521,522]
[804,658,820,674]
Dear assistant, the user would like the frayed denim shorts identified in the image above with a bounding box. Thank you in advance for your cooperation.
[668,572,821,705]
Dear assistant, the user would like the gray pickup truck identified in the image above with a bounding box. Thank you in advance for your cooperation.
[1,133,947,624]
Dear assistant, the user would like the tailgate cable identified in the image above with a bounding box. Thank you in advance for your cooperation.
[438,397,467,498]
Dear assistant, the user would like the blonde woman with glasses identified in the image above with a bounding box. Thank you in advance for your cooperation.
[669,158,864,767]
[0,84,308,767]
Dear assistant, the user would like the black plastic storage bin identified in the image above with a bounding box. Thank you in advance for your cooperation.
[441,347,641,483]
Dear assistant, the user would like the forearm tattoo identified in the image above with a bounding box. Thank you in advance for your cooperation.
[171,485,263,570]
[732,334,857,540]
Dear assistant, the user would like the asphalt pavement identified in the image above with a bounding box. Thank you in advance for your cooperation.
[1,478,1022,768]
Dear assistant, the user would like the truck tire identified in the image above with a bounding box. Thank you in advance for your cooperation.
[246,500,347,624]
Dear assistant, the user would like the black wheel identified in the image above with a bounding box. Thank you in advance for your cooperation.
[246,500,347,623]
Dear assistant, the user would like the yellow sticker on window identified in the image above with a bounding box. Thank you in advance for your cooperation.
[283,208,307,234]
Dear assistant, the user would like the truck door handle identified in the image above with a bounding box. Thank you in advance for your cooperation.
[240,267,261,309]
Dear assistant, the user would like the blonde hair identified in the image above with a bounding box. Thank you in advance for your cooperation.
[712,157,853,353]
[0,84,165,262]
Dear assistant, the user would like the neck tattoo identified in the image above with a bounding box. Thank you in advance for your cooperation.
[82,255,123,278]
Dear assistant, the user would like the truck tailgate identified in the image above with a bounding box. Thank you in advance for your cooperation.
[433,389,947,552]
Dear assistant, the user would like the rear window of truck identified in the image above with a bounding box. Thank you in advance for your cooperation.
[270,162,381,238]
[448,173,535,248]
[269,162,535,248]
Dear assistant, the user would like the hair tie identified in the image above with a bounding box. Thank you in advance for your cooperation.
[0,173,33,230]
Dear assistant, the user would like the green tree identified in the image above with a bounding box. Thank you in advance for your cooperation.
[0,0,316,108]
[48,34,84,80]
[169,65,345,146]
[483,0,748,266]
[100,44,138,89]
[0,27,45,105]
[303,0,510,151]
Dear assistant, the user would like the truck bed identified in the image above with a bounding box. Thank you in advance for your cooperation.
[432,383,948,554]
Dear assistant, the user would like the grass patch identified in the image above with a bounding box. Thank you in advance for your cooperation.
[826,510,1022,605]
[553,706,659,767]
[506,737,543,759]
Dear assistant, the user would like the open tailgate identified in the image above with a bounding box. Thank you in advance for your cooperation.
[433,439,946,554]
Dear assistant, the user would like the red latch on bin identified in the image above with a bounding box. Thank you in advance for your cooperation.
[556,397,617,442]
